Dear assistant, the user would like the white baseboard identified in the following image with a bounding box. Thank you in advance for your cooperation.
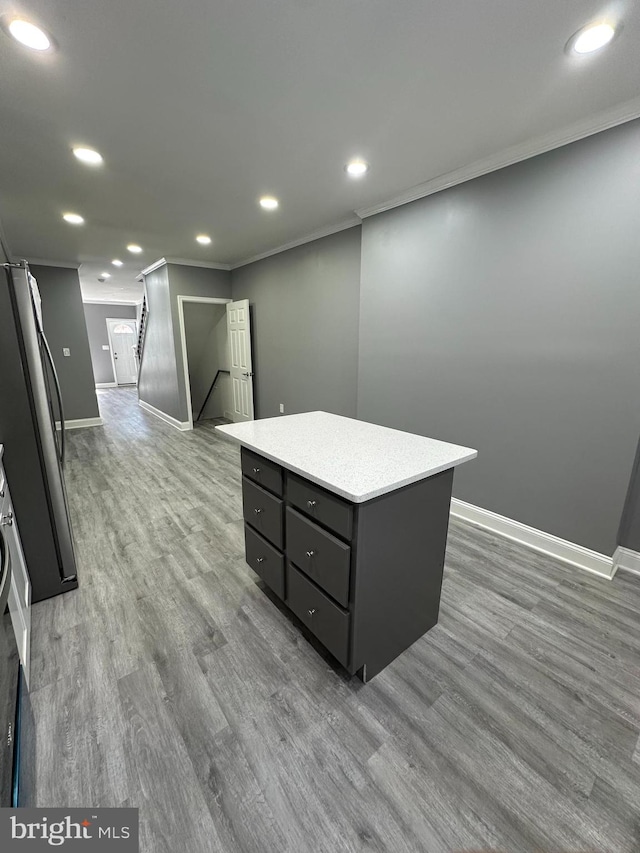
[56,417,104,430]
[95,382,117,388]
[613,546,640,577]
[450,498,615,580]
[138,399,190,431]
[223,411,234,422]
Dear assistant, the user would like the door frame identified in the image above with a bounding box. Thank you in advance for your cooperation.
[105,317,139,386]
[177,295,232,430]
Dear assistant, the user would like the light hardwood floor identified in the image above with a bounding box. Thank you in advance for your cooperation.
[29,387,640,852]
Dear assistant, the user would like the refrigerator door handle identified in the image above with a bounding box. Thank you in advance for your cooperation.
[39,332,65,469]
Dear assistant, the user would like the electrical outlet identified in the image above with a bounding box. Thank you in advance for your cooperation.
[279,403,285,414]
[62,347,71,357]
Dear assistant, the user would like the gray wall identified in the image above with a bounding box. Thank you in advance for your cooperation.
[168,264,232,422]
[137,264,180,419]
[231,227,361,419]
[138,263,231,422]
[619,438,640,552]
[83,302,138,384]
[31,265,100,422]
[356,120,640,556]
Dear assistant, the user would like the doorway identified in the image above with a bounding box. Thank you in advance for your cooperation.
[178,297,232,429]
[106,318,138,385]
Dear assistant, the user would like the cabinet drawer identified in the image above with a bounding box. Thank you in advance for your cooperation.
[242,477,283,549]
[244,524,285,599]
[286,473,353,540]
[241,448,283,497]
[286,508,351,607]
[286,563,350,667]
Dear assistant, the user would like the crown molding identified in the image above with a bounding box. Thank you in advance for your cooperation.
[230,216,362,270]
[356,96,640,219]
[140,257,168,276]
[141,256,231,276]
[164,256,231,271]
[25,257,81,269]
[82,299,142,306]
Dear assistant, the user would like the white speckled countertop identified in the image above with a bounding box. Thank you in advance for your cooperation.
[216,412,477,503]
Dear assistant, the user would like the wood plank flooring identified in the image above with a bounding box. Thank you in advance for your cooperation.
[29,387,640,852]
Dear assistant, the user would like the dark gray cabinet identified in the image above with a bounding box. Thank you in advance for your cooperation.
[241,448,454,681]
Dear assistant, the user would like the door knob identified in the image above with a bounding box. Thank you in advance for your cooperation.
[242,371,254,377]
[256,557,264,564]
[254,508,263,515]
[308,608,316,617]
[1,512,13,527]
[307,500,316,509]
[305,550,314,558]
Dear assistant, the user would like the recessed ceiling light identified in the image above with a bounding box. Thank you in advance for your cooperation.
[570,22,616,54]
[73,147,103,166]
[196,234,211,245]
[127,244,142,254]
[259,196,279,210]
[345,160,369,177]
[112,259,123,267]
[8,19,51,51]
[101,272,111,278]
[63,212,84,225]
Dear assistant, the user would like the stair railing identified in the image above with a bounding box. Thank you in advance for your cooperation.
[196,369,230,421]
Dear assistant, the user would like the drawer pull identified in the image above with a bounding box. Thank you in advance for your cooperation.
[254,508,263,515]
[1,512,13,527]
[253,467,260,473]
[308,608,316,617]
[305,550,314,558]
[307,500,317,508]
[256,557,265,564]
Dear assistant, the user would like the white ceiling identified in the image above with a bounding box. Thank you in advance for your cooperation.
[0,0,639,302]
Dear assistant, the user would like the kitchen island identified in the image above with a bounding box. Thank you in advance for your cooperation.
[216,412,476,681]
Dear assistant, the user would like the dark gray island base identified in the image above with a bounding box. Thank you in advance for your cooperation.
[241,446,455,681]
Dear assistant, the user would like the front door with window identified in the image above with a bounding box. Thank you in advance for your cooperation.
[106,319,138,385]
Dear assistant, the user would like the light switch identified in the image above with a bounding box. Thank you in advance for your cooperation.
[102,345,110,350]
[62,348,71,357]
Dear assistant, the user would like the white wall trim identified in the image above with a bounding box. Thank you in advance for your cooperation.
[176,295,232,430]
[141,258,168,276]
[138,399,190,431]
[83,299,142,306]
[164,256,231,271]
[26,258,81,269]
[356,96,640,219]
[223,410,234,422]
[95,382,117,388]
[230,216,362,270]
[613,546,640,577]
[142,257,231,276]
[55,417,104,430]
[450,498,615,580]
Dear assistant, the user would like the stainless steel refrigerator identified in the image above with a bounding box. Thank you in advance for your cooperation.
[1,260,78,601]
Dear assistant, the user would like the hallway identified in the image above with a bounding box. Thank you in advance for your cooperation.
[29,388,640,852]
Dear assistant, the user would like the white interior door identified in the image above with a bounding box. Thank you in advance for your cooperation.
[106,319,138,385]
[226,299,254,422]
